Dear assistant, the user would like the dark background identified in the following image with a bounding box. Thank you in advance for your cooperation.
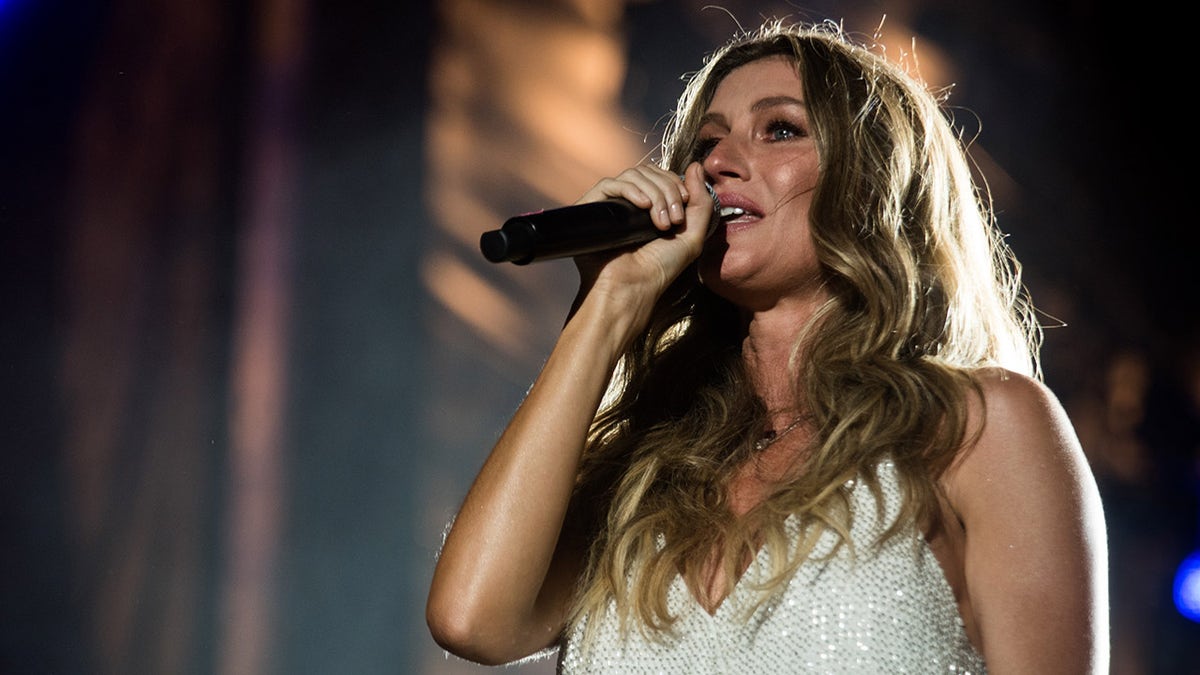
[3,0,1196,673]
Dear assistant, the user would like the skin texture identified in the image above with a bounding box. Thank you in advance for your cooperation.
[696,56,824,314]
[937,370,1109,672]
[426,161,712,664]
[427,56,1108,672]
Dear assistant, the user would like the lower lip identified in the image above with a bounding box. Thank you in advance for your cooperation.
[721,216,759,233]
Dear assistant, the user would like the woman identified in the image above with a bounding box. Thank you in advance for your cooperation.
[427,20,1108,673]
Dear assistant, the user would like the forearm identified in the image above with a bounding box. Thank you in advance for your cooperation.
[428,162,708,663]
[426,286,652,663]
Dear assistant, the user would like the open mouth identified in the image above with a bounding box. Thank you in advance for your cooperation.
[718,206,747,220]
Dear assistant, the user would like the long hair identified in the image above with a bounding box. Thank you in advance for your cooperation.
[565,19,1040,644]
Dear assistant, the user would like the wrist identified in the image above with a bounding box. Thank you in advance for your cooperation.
[568,277,659,357]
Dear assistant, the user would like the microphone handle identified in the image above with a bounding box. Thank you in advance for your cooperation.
[479,199,657,265]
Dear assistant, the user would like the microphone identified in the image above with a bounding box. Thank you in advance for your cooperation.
[480,183,720,265]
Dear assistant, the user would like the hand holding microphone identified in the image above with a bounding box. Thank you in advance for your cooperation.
[480,167,721,265]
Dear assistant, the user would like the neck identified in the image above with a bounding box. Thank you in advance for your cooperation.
[739,295,825,419]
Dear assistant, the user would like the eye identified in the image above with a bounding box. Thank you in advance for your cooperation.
[692,136,719,161]
[766,120,805,142]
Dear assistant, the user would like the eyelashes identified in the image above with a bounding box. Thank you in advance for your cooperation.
[690,137,719,162]
[690,118,809,162]
[765,119,806,141]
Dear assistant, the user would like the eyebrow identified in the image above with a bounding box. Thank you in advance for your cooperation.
[699,95,807,127]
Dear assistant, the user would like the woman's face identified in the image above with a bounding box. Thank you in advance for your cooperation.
[695,55,824,311]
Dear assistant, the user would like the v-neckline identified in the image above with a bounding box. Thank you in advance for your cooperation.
[677,519,793,618]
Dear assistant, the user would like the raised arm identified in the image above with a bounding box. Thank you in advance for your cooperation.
[946,369,1109,673]
[426,163,712,665]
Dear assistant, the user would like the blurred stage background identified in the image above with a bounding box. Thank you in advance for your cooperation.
[3,0,1197,673]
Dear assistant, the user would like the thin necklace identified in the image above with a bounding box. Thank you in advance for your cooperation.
[754,416,805,451]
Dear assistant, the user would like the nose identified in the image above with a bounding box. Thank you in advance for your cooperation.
[701,136,748,182]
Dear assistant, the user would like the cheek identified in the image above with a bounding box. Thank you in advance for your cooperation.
[771,190,815,233]
[765,157,820,213]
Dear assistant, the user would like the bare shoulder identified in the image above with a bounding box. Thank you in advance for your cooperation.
[943,367,1109,672]
[943,366,1101,540]
[946,367,1088,498]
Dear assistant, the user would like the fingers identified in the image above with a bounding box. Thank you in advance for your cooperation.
[571,162,715,303]
[680,162,713,241]
[579,164,691,231]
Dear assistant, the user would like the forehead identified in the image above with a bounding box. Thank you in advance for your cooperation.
[707,55,804,110]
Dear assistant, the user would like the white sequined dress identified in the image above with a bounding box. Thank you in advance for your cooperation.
[556,461,986,674]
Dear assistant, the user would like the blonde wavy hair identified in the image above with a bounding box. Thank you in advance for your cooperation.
[564,20,1040,645]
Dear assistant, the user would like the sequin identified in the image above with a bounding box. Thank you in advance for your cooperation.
[556,460,987,674]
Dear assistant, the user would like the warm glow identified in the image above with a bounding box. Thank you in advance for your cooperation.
[424,0,643,373]
[420,250,535,358]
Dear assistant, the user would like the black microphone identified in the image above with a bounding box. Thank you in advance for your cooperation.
[480,183,720,265]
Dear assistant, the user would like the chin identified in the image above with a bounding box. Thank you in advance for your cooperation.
[698,249,757,303]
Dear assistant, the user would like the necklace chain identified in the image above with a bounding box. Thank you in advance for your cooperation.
[754,415,805,451]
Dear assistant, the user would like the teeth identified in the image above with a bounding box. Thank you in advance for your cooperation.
[719,206,746,218]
